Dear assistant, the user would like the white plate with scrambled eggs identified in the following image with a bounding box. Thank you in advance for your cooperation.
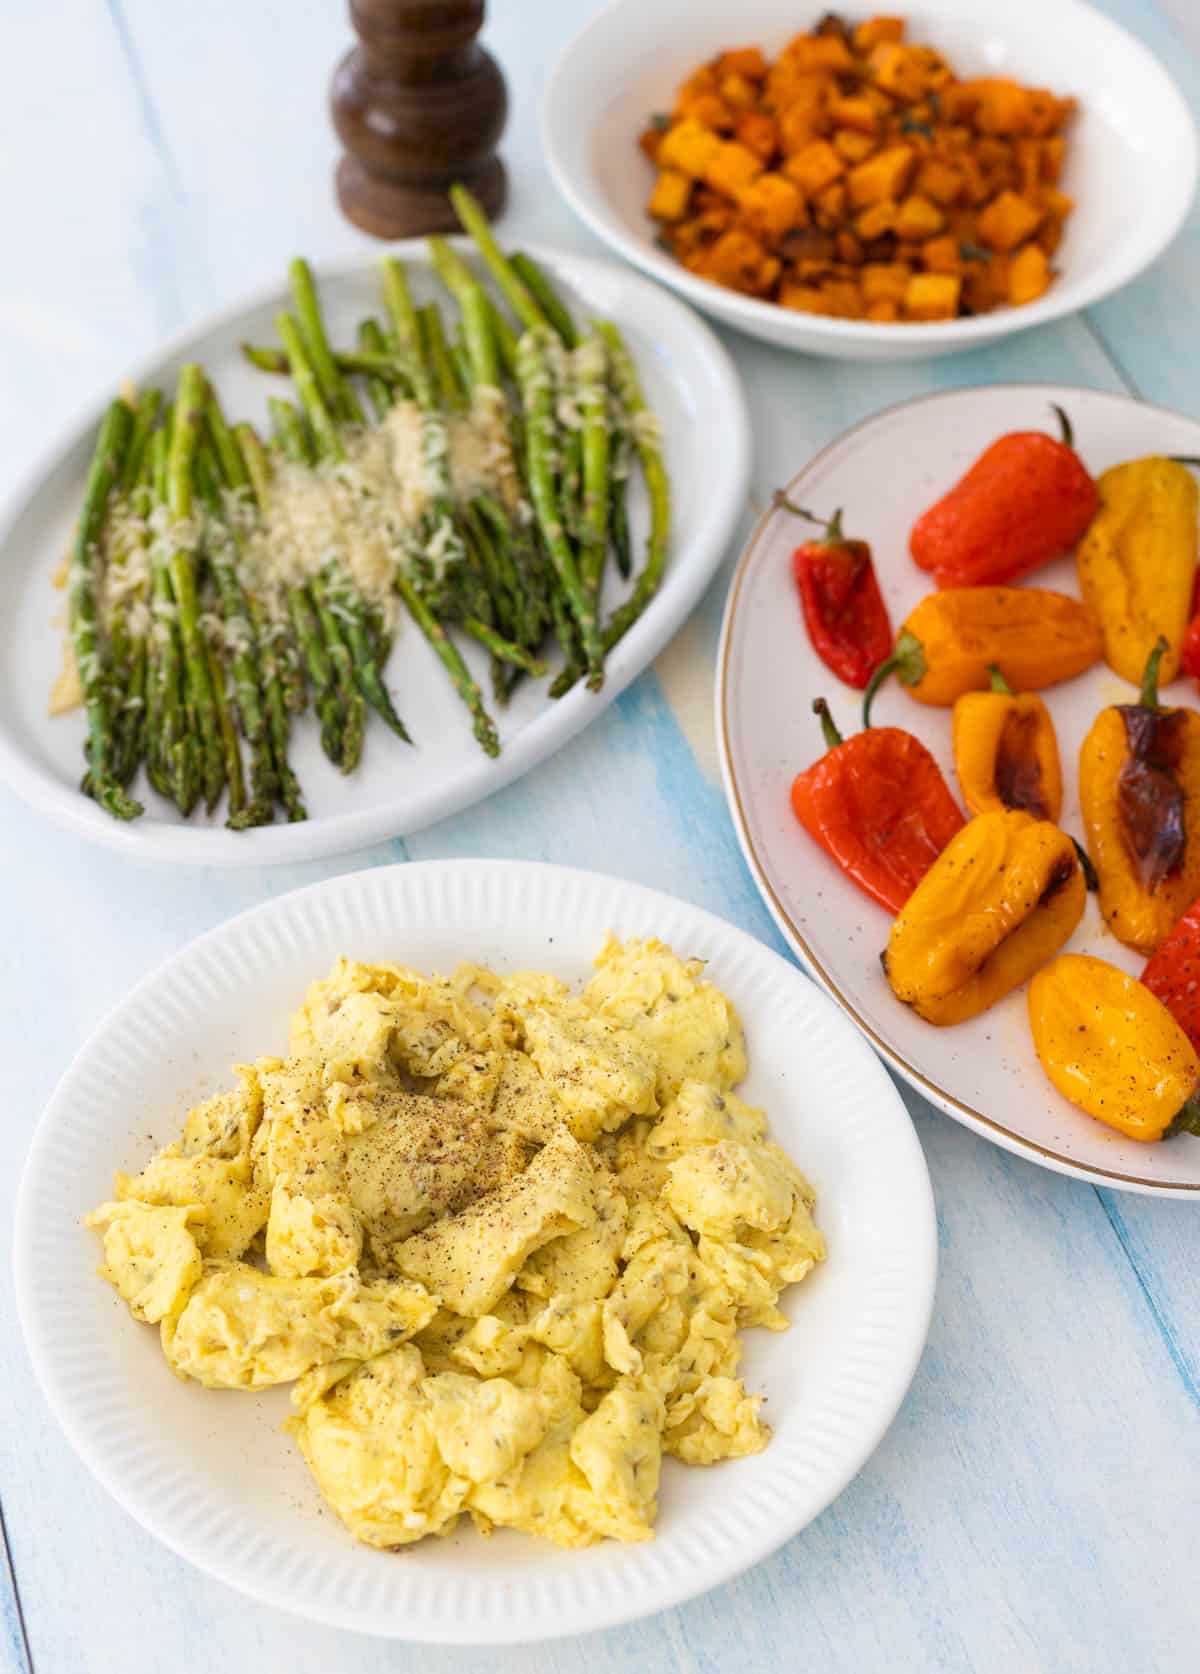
[16,860,935,1642]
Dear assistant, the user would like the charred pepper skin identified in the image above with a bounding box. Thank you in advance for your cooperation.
[1076,456,1198,688]
[1079,638,1200,954]
[1030,953,1200,1141]
[910,406,1098,589]
[791,699,964,915]
[952,666,1063,822]
[882,808,1085,1026]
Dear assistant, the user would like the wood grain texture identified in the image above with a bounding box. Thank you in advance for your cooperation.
[2,2,1199,1671]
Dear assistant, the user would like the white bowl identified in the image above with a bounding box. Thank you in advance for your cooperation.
[16,860,935,1641]
[544,0,1197,361]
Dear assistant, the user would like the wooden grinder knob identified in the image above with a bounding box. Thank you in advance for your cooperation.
[331,0,508,239]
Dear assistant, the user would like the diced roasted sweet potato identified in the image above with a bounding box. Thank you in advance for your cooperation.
[866,298,900,320]
[737,172,805,238]
[812,181,848,226]
[904,272,961,319]
[777,79,831,153]
[1008,243,1051,304]
[835,229,864,264]
[720,72,758,111]
[735,109,779,162]
[716,46,768,81]
[870,42,937,101]
[783,33,855,74]
[834,129,877,164]
[915,157,963,205]
[861,261,911,303]
[638,127,664,164]
[829,95,879,134]
[819,278,865,318]
[779,281,831,314]
[675,91,736,131]
[854,16,905,51]
[784,139,845,196]
[699,228,780,293]
[848,145,915,207]
[977,189,1042,251]
[1040,135,1067,184]
[855,199,897,239]
[704,140,764,197]
[920,234,961,273]
[658,119,722,179]
[648,169,692,222]
[894,194,944,240]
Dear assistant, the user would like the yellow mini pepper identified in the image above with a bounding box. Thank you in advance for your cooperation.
[1029,953,1200,1141]
[1075,455,1199,687]
[883,808,1085,1025]
[1079,638,1200,953]
[952,666,1063,822]
[862,586,1103,723]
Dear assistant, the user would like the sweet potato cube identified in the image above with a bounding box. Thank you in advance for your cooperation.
[894,195,945,240]
[855,200,897,239]
[1008,243,1051,305]
[675,90,735,131]
[977,189,1043,251]
[812,181,847,226]
[638,127,663,164]
[778,282,830,314]
[716,46,768,81]
[921,234,961,274]
[848,145,915,207]
[778,80,830,153]
[829,95,878,134]
[704,140,764,197]
[658,119,722,179]
[735,110,779,162]
[786,139,844,196]
[861,262,911,303]
[702,228,778,293]
[854,16,905,51]
[720,72,758,111]
[915,158,963,206]
[737,172,804,238]
[834,129,877,164]
[820,279,864,319]
[784,33,854,74]
[1040,135,1067,184]
[975,79,1032,136]
[866,299,900,321]
[835,229,863,264]
[648,169,692,222]
[904,272,962,319]
[870,43,933,101]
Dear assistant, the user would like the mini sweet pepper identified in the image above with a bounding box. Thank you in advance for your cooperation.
[951,665,1063,822]
[910,406,1098,588]
[862,586,1103,724]
[1142,896,1200,1054]
[882,808,1086,1026]
[1079,638,1200,953]
[1029,953,1200,1141]
[791,698,964,914]
[776,495,893,690]
[1075,454,1199,687]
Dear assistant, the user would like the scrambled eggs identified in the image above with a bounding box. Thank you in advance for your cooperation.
[88,938,824,1550]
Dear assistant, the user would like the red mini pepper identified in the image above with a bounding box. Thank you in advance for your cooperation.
[910,405,1098,588]
[791,698,966,914]
[1181,573,1200,684]
[777,494,893,690]
[1142,897,1200,1053]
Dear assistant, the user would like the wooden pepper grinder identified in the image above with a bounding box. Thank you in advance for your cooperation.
[332,0,508,239]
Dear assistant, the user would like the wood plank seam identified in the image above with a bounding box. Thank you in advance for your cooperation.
[1094,1188,1200,1410]
[0,1498,34,1674]
[101,0,184,197]
[1081,313,1143,400]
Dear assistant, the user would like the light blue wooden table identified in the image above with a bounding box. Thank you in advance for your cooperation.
[3,3,1199,1669]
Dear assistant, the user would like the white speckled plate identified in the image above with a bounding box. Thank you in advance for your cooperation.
[718,384,1200,1197]
[16,860,934,1643]
[0,241,748,866]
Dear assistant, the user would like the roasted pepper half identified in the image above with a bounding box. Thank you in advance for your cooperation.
[1029,953,1200,1141]
[862,586,1103,724]
[883,809,1085,1025]
[791,698,964,914]
[910,406,1098,588]
[952,666,1063,821]
[776,496,893,690]
[1079,638,1200,953]
[1075,455,1199,686]
[1142,896,1200,1053]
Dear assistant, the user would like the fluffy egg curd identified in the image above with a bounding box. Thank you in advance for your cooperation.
[87,937,825,1551]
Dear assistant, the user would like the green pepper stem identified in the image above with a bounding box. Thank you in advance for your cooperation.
[987,663,1012,694]
[862,629,927,730]
[1050,403,1075,450]
[1139,635,1170,709]
[812,696,844,751]
[1166,1090,1200,1138]
[773,491,844,544]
